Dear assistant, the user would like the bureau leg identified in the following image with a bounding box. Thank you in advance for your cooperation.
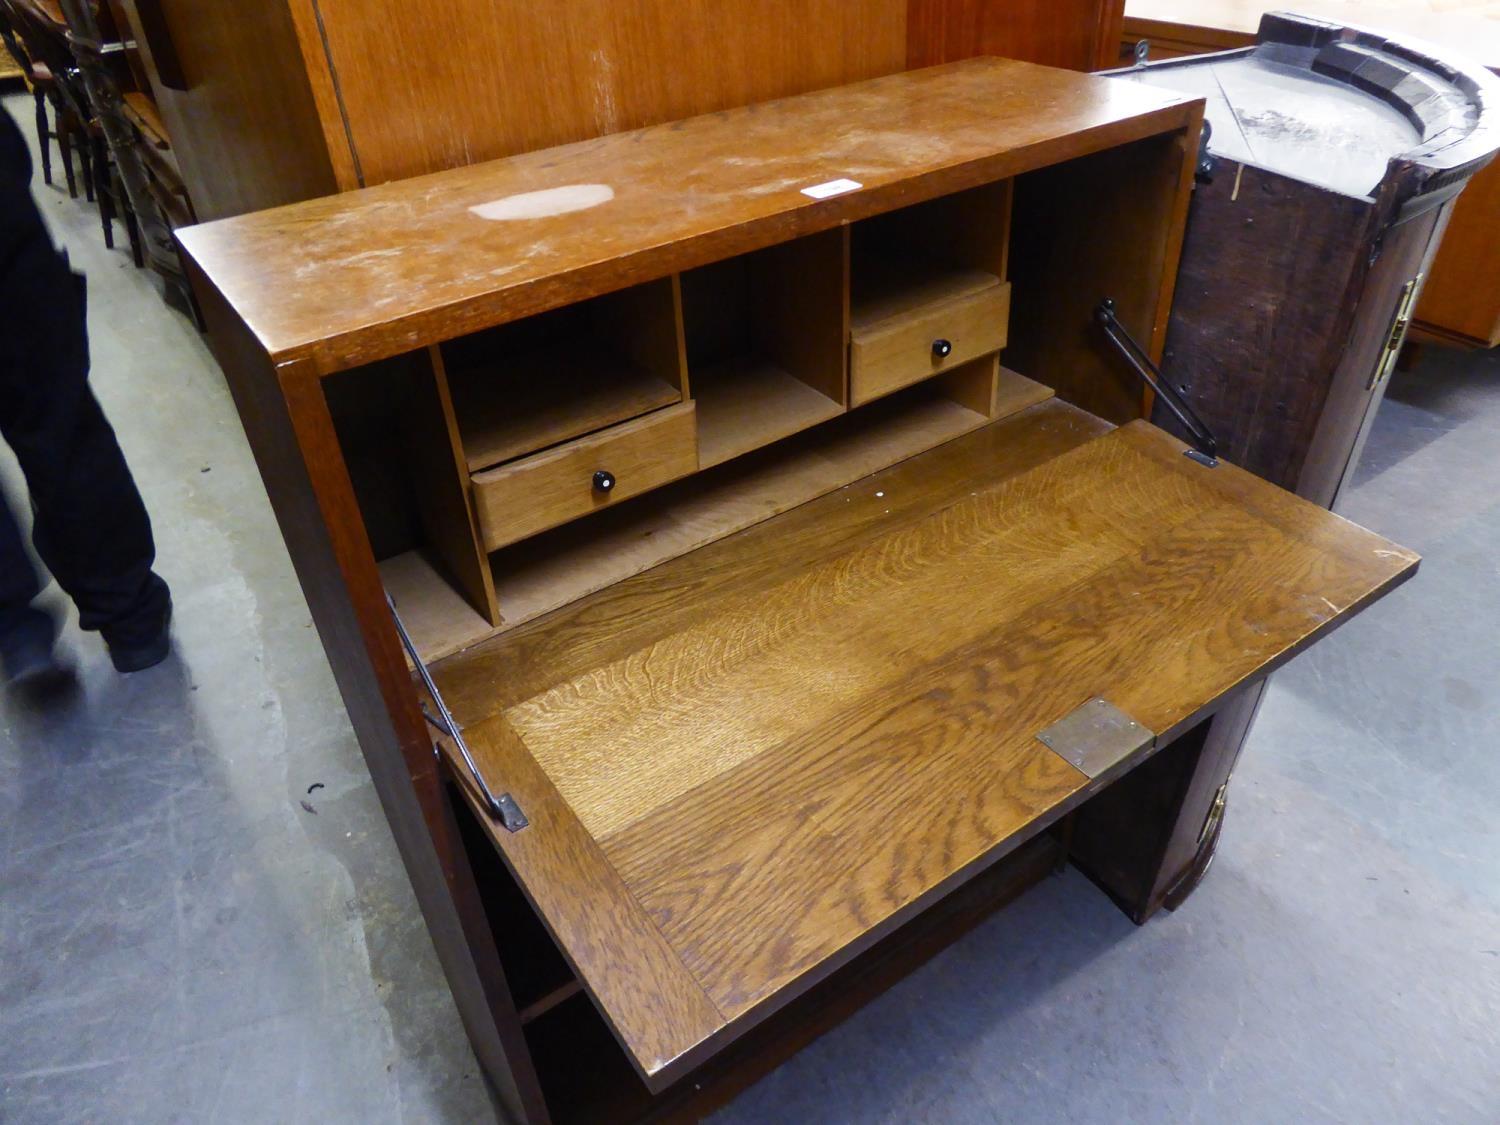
[1065,684,1264,922]
[1157,684,1265,914]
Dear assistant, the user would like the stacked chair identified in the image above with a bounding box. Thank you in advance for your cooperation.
[0,0,199,321]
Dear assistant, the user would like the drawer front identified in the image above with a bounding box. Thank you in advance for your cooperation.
[473,402,698,552]
[850,282,1010,407]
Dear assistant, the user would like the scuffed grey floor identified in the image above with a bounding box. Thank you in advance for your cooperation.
[2,89,1497,1123]
[0,95,491,1121]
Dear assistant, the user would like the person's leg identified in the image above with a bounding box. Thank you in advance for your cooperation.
[0,121,171,673]
[0,483,60,683]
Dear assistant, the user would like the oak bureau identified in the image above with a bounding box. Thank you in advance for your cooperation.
[179,59,1417,1122]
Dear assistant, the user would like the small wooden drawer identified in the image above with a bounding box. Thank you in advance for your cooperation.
[472,402,698,552]
[850,280,1010,407]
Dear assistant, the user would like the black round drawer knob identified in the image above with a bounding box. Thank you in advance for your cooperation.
[592,469,616,493]
[932,338,953,359]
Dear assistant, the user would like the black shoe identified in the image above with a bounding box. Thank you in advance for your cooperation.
[2,630,72,693]
[107,595,172,673]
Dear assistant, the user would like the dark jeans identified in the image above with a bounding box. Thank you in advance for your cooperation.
[0,116,168,653]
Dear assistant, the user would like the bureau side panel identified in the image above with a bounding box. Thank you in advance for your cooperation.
[185,261,546,1122]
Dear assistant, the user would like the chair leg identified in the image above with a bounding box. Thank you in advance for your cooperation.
[33,90,51,185]
[95,143,114,249]
[78,127,94,203]
[58,114,77,199]
[123,198,144,268]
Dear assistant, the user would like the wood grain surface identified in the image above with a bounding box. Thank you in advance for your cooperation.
[1415,160,1500,346]
[405,348,499,623]
[455,710,727,1088]
[446,274,686,472]
[306,0,907,185]
[116,0,344,221]
[909,0,1128,71]
[849,262,1000,329]
[1006,124,1201,423]
[439,393,1085,702]
[1154,162,1377,494]
[393,375,1054,663]
[176,58,1198,372]
[436,407,1416,1079]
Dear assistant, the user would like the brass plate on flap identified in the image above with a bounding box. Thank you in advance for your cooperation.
[1035,698,1155,778]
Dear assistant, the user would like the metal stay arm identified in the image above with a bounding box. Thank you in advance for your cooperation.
[386,594,529,832]
[1095,297,1219,467]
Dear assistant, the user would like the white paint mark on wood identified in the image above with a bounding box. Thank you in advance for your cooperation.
[469,184,615,221]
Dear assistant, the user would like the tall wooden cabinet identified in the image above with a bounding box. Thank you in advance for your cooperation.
[181,59,1417,1121]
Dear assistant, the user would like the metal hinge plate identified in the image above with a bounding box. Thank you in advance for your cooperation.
[1035,698,1155,779]
[1368,274,1422,390]
[1198,782,1229,845]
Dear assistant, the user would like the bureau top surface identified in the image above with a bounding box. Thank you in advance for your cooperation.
[176,58,1197,372]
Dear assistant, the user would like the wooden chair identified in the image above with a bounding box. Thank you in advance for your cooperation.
[0,0,80,198]
[4,0,128,260]
[57,0,198,322]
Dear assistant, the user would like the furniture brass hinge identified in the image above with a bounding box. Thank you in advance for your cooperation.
[1368,274,1422,390]
[1198,782,1229,846]
[1095,298,1220,465]
[386,594,529,832]
[1035,698,1156,779]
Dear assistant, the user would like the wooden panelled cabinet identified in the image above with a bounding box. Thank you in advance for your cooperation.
[181,61,1416,1122]
[1117,0,1500,349]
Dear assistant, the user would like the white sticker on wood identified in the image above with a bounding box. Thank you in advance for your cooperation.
[801,178,863,200]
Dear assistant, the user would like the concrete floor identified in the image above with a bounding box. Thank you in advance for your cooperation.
[1,90,1496,1123]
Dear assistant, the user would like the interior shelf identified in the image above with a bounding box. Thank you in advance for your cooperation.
[849,178,1011,327]
[437,275,685,473]
[692,355,845,469]
[850,254,1001,332]
[680,228,848,470]
[380,549,496,658]
[448,344,681,472]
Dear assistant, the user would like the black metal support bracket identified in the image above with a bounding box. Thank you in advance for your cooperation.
[387,594,529,832]
[1094,298,1219,467]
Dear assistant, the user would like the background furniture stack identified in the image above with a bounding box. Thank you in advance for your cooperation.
[0,0,199,313]
[0,8,20,81]
[55,0,198,317]
[1,0,113,234]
